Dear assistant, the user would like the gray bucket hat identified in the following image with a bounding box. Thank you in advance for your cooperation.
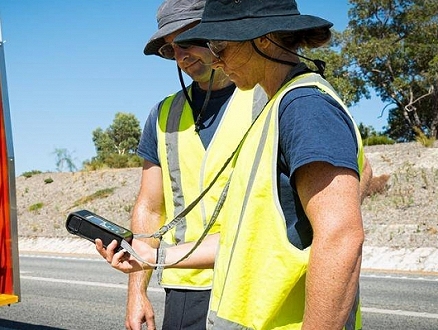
[175,0,333,43]
[144,0,206,56]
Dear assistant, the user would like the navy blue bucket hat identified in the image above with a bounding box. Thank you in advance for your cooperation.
[144,0,206,56]
[175,0,333,43]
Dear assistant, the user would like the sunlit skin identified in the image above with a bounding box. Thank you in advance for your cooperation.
[164,26,232,91]
[209,41,259,90]
[210,37,295,98]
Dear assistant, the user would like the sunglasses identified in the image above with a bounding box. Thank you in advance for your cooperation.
[158,40,208,60]
[207,41,228,60]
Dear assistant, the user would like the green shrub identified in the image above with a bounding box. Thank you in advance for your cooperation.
[363,135,395,146]
[29,202,44,212]
[82,154,142,170]
[22,170,42,178]
[126,154,143,168]
[82,160,109,171]
[44,177,54,184]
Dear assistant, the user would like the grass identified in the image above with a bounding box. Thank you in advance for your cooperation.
[71,187,116,208]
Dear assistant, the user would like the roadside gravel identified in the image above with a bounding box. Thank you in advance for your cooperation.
[16,142,438,272]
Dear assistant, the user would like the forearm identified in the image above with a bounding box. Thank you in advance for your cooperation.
[126,244,156,306]
[128,191,163,287]
[127,268,151,298]
[119,233,219,272]
[124,162,165,329]
[125,249,155,329]
[296,163,364,329]
[130,160,165,243]
[162,233,218,269]
[130,201,162,248]
[302,222,363,329]
[112,160,217,272]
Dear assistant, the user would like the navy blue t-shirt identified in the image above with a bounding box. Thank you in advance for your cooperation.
[138,82,236,164]
[277,85,359,249]
[138,69,359,250]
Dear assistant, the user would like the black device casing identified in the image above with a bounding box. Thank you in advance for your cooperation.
[66,209,133,251]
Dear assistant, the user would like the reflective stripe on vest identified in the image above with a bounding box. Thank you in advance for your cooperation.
[208,73,363,329]
[157,85,267,289]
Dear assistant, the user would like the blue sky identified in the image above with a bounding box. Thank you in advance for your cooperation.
[1,0,388,175]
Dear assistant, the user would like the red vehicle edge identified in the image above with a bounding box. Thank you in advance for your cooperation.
[0,20,21,307]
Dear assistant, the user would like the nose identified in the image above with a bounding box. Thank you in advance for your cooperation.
[173,45,190,61]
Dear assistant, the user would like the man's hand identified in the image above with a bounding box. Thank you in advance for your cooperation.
[95,239,155,273]
[125,280,157,330]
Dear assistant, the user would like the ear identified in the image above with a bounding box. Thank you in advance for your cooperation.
[254,35,271,50]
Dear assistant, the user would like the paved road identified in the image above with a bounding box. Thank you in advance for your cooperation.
[0,254,165,329]
[0,254,437,329]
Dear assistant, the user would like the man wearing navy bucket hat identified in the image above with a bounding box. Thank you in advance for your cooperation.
[97,0,372,329]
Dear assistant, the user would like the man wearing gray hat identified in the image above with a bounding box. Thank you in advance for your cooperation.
[124,0,266,329]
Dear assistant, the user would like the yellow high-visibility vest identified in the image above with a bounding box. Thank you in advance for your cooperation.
[208,73,363,329]
[157,85,267,289]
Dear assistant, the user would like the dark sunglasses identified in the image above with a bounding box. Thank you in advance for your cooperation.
[158,40,208,60]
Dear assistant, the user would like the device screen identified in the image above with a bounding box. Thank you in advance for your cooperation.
[85,214,130,235]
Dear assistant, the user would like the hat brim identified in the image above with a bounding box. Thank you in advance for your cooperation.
[175,15,333,43]
[144,17,201,56]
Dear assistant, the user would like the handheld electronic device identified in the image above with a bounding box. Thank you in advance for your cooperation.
[66,209,133,251]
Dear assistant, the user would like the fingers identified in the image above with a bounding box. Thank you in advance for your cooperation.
[95,238,107,258]
[96,239,135,273]
[95,239,119,263]
[96,239,144,273]
[112,249,129,266]
[111,248,138,274]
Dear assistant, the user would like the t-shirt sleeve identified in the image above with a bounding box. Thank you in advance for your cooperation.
[137,101,161,166]
[279,87,360,180]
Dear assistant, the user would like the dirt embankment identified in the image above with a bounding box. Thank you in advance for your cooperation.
[16,142,438,271]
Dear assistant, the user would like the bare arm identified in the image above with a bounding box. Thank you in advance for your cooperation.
[295,162,364,330]
[95,160,164,330]
[126,160,165,330]
[99,232,219,273]
[97,158,216,289]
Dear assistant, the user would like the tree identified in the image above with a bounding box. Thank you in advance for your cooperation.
[343,0,438,140]
[304,30,369,107]
[87,112,142,169]
[357,122,394,145]
[53,148,77,172]
[357,123,376,140]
